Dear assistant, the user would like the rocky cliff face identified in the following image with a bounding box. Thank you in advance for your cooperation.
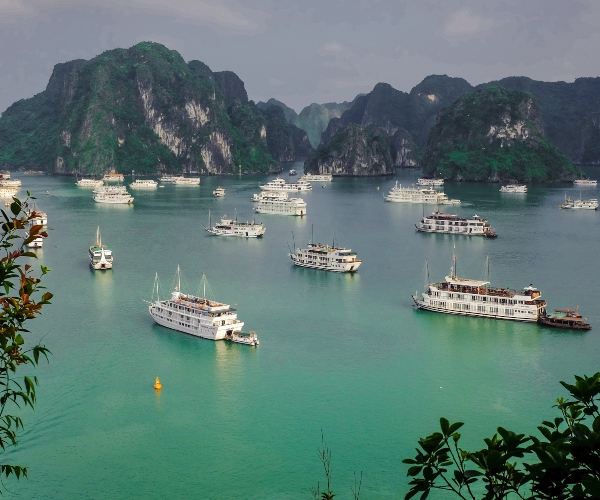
[303,124,414,176]
[422,87,579,181]
[0,42,295,174]
[260,105,313,162]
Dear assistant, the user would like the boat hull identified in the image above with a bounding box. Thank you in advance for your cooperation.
[149,306,243,340]
[412,296,539,322]
[290,257,361,273]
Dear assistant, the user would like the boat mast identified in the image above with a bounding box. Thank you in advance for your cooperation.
[176,265,181,292]
[452,244,457,278]
[202,273,206,298]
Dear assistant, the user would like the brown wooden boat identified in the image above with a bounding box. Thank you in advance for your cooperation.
[538,308,591,330]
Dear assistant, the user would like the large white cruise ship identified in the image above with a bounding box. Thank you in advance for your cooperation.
[384,181,460,204]
[255,194,306,216]
[500,184,527,193]
[130,179,158,189]
[412,255,546,322]
[251,191,287,202]
[559,197,599,210]
[416,212,497,238]
[573,179,597,186]
[289,243,361,272]
[148,268,254,342]
[259,177,312,192]
[76,178,104,187]
[299,173,333,182]
[417,178,444,186]
[205,215,266,237]
[93,185,134,204]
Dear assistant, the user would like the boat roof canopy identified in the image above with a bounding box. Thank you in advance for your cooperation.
[445,276,490,287]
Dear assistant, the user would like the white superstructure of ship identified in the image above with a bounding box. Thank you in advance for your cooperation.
[499,184,527,193]
[559,196,599,210]
[259,177,312,192]
[384,181,460,205]
[0,179,21,188]
[27,204,48,226]
[417,178,444,186]
[159,174,179,183]
[129,179,158,189]
[289,242,361,272]
[89,226,113,270]
[205,213,266,238]
[415,212,497,237]
[412,254,546,322]
[254,193,306,216]
[299,173,333,182]
[251,191,288,202]
[93,185,134,204]
[103,173,124,182]
[573,179,597,186]
[148,267,257,344]
[213,187,225,197]
[0,188,16,198]
[174,176,200,185]
[76,178,104,187]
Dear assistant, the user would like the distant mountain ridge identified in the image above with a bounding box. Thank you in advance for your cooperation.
[0,42,310,175]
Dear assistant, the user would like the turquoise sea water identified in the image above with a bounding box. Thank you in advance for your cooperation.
[5,167,600,499]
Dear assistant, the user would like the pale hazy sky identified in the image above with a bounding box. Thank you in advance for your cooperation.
[0,0,599,113]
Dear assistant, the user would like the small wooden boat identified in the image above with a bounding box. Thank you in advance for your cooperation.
[538,308,591,330]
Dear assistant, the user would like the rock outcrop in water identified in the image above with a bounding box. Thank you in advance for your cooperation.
[422,87,580,181]
[0,42,303,175]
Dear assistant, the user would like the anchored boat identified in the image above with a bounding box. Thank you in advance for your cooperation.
[89,227,113,270]
[538,308,591,330]
[415,211,497,238]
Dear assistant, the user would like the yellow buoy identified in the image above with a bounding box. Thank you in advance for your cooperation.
[377,186,380,191]
[154,377,162,390]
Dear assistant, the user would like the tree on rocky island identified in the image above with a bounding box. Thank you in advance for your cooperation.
[0,195,51,488]
[403,372,600,499]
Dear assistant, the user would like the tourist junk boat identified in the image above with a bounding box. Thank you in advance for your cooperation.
[93,185,134,204]
[255,193,307,216]
[259,177,312,192]
[89,226,113,270]
[148,267,258,345]
[299,173,333,182]
[412,253,546,322]
[159,174,179,183]
[415,212,497,238]
[289,233,362,272]
[500,184,527,193]
[27,204,48,226]
[384,181,460,205]
[204,211,266,238]
[103,173,124,182]
[174,176,200,185]
[538,308,591,330]
[559,194,599,210]
[212,187,225,197]
[417,178,444,186]
[251,191,287,202]
[573,179,597,186]
[129,179,158,189]
[76,178,104,187]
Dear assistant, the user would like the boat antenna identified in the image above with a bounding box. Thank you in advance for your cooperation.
[311,224,314,245]
[332,229,337,248]
[202,273,207,299]
[176,265,181,293]
[426,258,430,286]
[486,255,490,286]
[452,244,457,278]
[292,231,295,252]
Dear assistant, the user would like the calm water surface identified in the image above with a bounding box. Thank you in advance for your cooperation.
[6,167,600,498]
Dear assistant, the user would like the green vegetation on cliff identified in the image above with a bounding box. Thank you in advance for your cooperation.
[422,88,580,182]
[0,42,280,174]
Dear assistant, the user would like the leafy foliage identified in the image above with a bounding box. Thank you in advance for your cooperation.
[0,194,52,488]
[403,373,600,499]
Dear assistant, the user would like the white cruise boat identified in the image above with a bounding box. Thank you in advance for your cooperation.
[213,187,225,197]
[384,181,460,205]
[174,177,200,185]
[103,173,124,182]
[290,242,361,272]
[159,174,179,183]
[417,178,444,186]
[559,196,599,210]
[500,184,527,193]
[93,185,134,204]
[27,205,48,226]
[129,179,158,189]
[573,179,597,186]
[289,169,297,176]
[251,191,288,202]
[412,255,546,322]
[225,331,259,346]
[76,178,104,187]
[259,177,312,192]
[0,179,21,188]
[0,171,10,180]
[0,188,16,198]
[89,226,113,270]
[148,268,253,342]
[255,196,306,216]
[25,232,44,249]
[205,213,265,238]
[299,173,333,182]
[416,212,497,237]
